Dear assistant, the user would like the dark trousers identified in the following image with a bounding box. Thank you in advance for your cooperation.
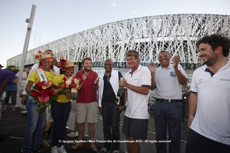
[102,100,120,151]
[154,100,182,153]
[4,90,17,105]
[51,101,71,147]
[186,129,230,153]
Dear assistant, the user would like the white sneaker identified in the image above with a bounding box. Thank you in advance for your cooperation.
[51,146,59,153]
[58,145,67,153]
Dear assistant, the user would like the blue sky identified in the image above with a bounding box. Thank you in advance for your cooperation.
[0,0,230,67]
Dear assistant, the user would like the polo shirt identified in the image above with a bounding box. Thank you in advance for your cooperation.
[124,65,151,119]
[154,64,187,99]
[75,69,98,103]
[190,63,230,145]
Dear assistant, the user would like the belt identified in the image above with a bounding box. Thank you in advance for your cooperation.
[156,98,182,103]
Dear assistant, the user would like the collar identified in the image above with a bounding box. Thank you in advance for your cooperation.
[160,64,172,70]
[201,63,230,77]
[128,65,142,74]
[81,69,92,74]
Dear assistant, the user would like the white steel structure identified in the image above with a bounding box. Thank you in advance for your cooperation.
[7,14,230,69]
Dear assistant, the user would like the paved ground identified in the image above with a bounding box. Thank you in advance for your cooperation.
[0,99,189,153]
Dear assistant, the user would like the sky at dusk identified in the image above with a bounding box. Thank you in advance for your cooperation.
[1,0,230,67]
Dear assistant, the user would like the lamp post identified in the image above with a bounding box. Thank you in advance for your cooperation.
[17,4,36,108]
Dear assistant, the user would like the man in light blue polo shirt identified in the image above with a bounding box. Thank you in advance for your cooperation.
[149,51,187,153]
[120,50,151,153]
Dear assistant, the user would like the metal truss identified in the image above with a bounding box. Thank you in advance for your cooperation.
[7,14,230,69]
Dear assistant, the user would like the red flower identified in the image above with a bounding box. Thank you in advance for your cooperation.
[34,55,40,59]
[30,90,40,96]
[38,95,49,103]
[70,82,76,88]
[41,89,49,96]
[63,77,67,81]
[48,89,53,96]
[61,82,66,89]
[77,77,83,82]
[38,50,42,54]
[53,85,58,89]
[53,89,57,95]
[35,81,44,90]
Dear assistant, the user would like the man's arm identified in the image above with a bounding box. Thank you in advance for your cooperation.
[0,80,10,97]
[149,61,156,90]
[120,78,149,95]
[175,69,187,86]
[188,92,197,129]
[12,78,19,84]
[173,56,187,86]
[93,77,99,90]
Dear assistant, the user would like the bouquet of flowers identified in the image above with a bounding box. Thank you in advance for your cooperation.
[57,76,83,99]
[30,80,58,112]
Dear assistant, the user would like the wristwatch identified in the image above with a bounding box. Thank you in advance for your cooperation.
[175,69,180,72]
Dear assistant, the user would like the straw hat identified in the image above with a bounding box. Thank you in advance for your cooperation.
[34,51,56,60]
[65,62,74,68]
[39,53,54,60]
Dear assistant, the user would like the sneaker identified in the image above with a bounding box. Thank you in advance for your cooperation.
[58,145,67,153]
[41,140,50,148]
[51,146,58,153]
[112,150,119,153]
[32,148,45,153]
[99,148,109,153]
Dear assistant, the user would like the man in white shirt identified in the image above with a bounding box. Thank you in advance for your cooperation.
[149,51,187,153]
[187,34,230,153]
[120,50,151,153]
[98,59,123,153]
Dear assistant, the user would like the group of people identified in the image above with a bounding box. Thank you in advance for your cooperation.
[0,33,229,153]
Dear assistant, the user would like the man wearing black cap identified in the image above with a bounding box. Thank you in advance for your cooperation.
[0,65,19,142]
[0,65,19,97]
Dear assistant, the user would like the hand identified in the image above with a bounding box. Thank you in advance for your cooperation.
[21,95,28,105]
[118,106,125,112]
[188,116,194,130]
[173,55,180,70]
[82,72,88,81]
[119,77,127,87]
[94,77,99,84]
[149,61,156,73]
[99,108,102,116]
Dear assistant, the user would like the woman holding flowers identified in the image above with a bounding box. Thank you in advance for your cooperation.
[23,53,56,153]
[51,61,82,153]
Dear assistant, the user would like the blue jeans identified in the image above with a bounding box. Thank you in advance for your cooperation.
[4,90,17,105]
[154,100,182,153]
[51,101,71,147]
[23,97,46,153]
